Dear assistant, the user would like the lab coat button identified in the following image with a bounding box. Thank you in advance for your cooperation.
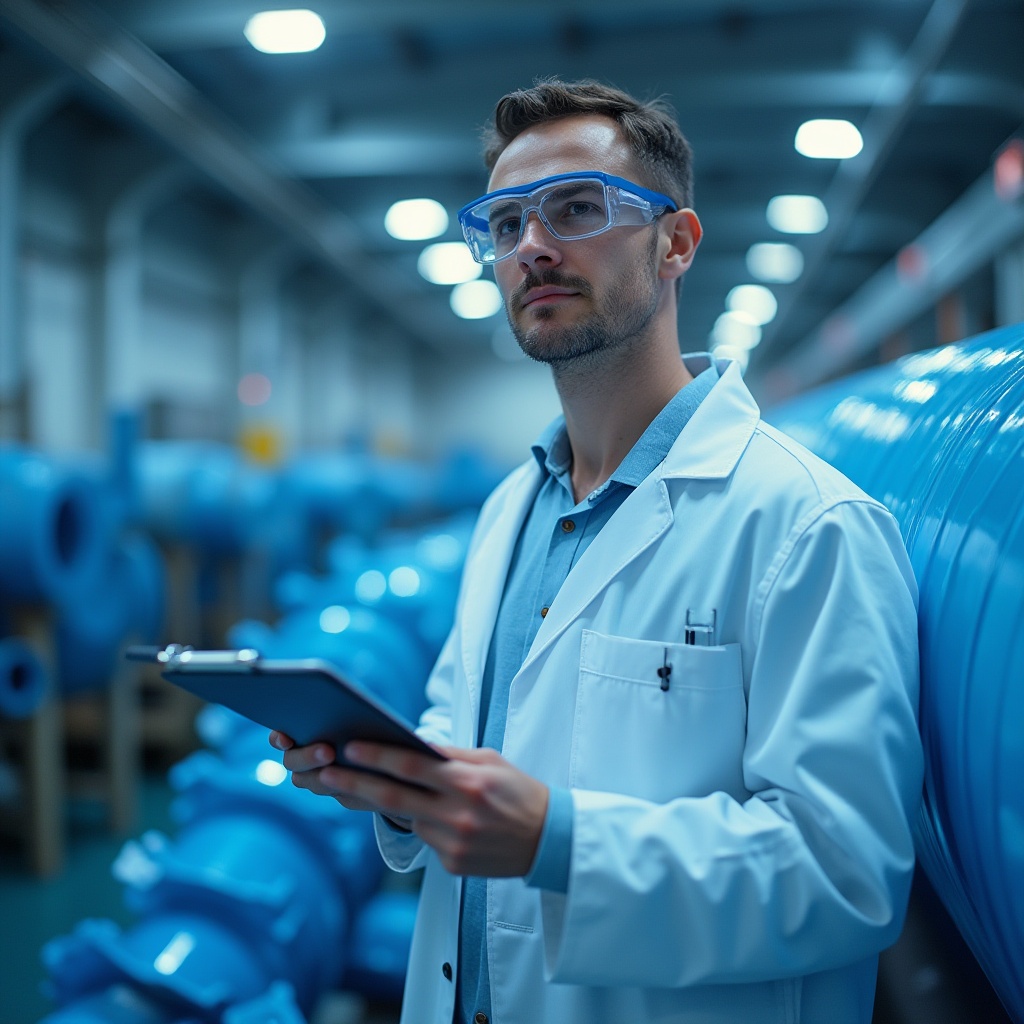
[474,1014,489,1024]
[540,606,549,617]
[442,961,452,981]
[561,519,576,533]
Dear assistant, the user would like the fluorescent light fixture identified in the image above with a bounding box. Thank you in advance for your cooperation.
[795,119,863,159]
[766,195,828,234]
[385,198,448,241]
[712,311,762,350]
[418,242,481,285]
[727,284,777,326]
[244,9,326,54]
[710,344,750,373]
[451,280,503,319]
[746,242,804,283]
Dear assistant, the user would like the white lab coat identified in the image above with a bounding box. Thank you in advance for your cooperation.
[376,357,923,1024]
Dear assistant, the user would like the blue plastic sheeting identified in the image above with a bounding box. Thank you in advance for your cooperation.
[0,447,111,604]
[767,323,1024,1023]
[0,634,47,718]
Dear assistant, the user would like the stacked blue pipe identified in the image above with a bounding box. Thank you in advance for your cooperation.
[0,442,167,708]
[39,514,470,1022]
[40,702,419,1023]
[767,322,1024,1023]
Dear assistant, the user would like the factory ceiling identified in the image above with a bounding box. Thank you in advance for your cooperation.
[1,0,1023,401]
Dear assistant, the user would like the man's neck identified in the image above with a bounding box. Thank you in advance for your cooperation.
[553,332,692,504]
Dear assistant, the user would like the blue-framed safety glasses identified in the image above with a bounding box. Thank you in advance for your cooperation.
[458,171,678,264]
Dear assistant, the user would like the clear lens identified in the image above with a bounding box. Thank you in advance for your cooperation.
[460,175,671,263]
[465,178,614,263]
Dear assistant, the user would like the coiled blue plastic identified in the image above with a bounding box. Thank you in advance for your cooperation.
[766,323,1024,1023]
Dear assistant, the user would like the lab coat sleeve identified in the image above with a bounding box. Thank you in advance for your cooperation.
[539,499,924,987]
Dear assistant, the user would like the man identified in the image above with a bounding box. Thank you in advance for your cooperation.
[272,79,923,1024]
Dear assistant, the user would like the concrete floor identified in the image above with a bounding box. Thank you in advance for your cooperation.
[0,774,1012,1024]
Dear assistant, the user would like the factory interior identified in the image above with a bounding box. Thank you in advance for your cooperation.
[0,0,1022,1022]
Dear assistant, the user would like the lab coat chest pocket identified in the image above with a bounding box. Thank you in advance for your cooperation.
[570,630,747,803]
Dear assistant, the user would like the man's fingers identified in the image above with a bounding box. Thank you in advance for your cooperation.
[344,741,449,789]
[282,742,336,774]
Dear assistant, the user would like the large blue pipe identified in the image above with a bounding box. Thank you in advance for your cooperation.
[766,323,1024,1023]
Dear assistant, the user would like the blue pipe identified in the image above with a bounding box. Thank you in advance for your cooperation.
[766,323,1024,1023]
[0,447,111,604]
[0,634,48,718]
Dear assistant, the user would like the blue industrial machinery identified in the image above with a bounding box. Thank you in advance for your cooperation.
[0,634,48,719]
[39,515,471,1022]
[768,323,1024,1023]
[0,446,111,606]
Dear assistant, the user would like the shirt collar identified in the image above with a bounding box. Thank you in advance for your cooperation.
[530,354,720,499]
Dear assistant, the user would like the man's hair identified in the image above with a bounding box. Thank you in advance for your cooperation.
[482,78,694,210]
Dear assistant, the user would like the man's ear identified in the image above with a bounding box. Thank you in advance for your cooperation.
[659,209,702,282]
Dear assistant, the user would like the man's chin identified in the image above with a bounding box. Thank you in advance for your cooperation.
[514,325,606,367]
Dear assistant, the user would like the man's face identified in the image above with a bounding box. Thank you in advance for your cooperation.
[486,115,666,368]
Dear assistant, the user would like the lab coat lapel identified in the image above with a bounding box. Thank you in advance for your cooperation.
[517,360,760,674]
[520,469,674,673]
[458,461,543,715]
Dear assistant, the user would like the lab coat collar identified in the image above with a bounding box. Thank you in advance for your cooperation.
[458,355,760,700]
[661,355,761,480]
[520,356,760,675]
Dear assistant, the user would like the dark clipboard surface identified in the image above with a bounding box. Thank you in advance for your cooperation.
[133,647,444,773]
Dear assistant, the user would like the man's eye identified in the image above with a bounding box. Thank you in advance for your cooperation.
[565,201,598,216]
[493,217,519,237]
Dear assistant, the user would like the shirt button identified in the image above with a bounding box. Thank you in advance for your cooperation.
[474,1014,489,1024]
[442,961,452,981]
[561,519,576,533]
[540,606,549,618]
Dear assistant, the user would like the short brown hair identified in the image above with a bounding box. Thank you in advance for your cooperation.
[482,78,694,210]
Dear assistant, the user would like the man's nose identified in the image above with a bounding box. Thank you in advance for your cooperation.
[516,211,562,270]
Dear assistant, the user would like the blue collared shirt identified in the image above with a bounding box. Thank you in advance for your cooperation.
[456,357,719,1024]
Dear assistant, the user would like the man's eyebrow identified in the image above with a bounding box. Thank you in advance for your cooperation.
[487,199,521,221]
[545,181,603,201]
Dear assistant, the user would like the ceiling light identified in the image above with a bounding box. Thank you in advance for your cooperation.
[766,195,828,234]
[385,198,449,241]
[795,119,863,159]
[746,242,804,283]
[244,10,326,54]
[418,242,481,285]
[712,312,762,350]
[710,344,751,374]
[727,284,777,325]
[451,280,503,319]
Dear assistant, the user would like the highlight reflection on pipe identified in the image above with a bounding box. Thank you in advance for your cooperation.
[766,322,1024,1023]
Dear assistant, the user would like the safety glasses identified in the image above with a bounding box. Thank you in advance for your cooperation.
[458,171,678,264]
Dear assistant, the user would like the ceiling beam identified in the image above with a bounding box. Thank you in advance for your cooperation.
[751,0,972,368]
[0,0,450,350]
[754,165,1024,404]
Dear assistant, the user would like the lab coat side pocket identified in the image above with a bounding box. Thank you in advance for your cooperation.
[570,630,748,803]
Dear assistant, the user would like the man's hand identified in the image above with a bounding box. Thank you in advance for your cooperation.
[268,732,549,877]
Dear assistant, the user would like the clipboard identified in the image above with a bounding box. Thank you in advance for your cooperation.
[126,644,445,774]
